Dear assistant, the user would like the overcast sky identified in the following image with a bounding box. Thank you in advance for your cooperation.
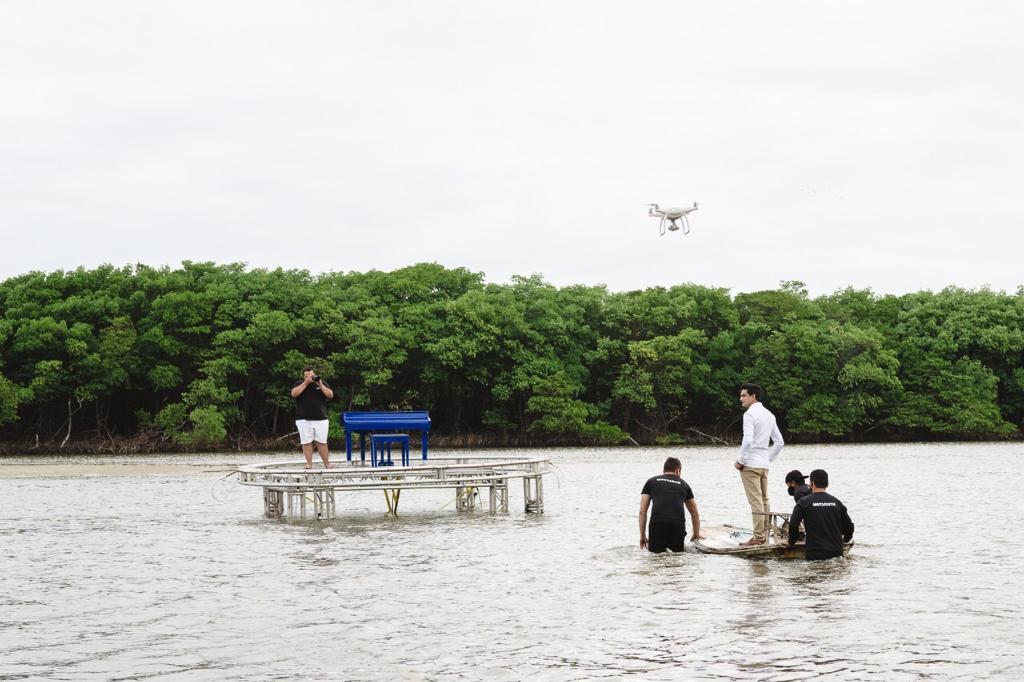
[2,2,1022,296]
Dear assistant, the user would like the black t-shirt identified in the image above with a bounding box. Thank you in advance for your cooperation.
[789,491,854,560]
[640,474,694,528]
[292,380,328,421]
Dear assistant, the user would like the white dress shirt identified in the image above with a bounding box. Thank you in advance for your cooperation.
[737,402,784,468]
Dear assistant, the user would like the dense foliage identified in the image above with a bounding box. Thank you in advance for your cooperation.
[0,263,1021,449]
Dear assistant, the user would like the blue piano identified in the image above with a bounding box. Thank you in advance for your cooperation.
[342,411,432,463]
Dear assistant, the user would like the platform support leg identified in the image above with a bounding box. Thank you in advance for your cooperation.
[488,479,509,514]
[287,489,310,520]
[264,489,284,518]
[523,475,544,514]
[312,489,335,520]
[456,486,477,512]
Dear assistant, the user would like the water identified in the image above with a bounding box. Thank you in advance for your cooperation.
[1,443,1022,680]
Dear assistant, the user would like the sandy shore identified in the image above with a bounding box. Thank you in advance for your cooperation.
[0,464,234,478]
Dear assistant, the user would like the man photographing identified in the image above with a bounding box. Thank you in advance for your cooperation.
[290,365,334,469]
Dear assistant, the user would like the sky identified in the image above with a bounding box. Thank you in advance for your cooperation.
[2,2,1022,296]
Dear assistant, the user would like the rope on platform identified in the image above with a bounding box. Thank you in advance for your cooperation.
[210,469,240,502]
[439,485,479,510]
[548,461,563,488]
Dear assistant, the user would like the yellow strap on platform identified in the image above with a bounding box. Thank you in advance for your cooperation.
[439,485,477,510]
[381,477,402,515]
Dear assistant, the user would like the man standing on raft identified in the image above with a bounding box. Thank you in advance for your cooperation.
[734,383,784,546]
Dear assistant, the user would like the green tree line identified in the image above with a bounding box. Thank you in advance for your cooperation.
[0,262,1021,449]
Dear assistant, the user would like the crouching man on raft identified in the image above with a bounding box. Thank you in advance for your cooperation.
[788,468,854,560]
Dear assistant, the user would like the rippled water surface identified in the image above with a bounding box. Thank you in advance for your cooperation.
[2,443,1023,680]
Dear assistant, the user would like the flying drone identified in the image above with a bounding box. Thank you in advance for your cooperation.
[649,202,699,236]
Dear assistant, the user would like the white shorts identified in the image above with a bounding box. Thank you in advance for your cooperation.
[296,419,329,445]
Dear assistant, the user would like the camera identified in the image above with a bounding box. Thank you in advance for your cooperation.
[311,375,321,383]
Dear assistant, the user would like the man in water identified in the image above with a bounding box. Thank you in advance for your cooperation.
[639,457,704,552]
[785,469,812,502]
[788,469,854,560]
[734,383,784,546]
[290,365,334,469]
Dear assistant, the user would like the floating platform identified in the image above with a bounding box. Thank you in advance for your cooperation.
[236,453,551,520]
[693,513,853,559]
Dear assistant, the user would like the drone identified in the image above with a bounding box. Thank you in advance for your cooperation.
[649,202,699,236]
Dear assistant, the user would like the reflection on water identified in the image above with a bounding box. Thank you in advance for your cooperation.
[1,443,1023,680]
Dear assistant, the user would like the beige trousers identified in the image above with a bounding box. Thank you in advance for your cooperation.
[741,467,770,540]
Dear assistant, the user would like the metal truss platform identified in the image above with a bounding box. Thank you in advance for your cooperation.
[236,454,551,520]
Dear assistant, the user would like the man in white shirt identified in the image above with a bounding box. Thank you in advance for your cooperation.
[734,383,784,546]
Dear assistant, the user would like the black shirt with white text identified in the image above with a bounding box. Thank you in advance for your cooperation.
[640,474,694,529]
[789,491,854,560]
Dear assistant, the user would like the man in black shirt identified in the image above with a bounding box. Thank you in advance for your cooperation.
[290,365,335,469]
[639,457,704,553]
[788,469,854,560]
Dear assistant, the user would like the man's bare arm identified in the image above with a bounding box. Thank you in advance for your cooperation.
[290,378,311,398]
[639,495,651,548]
[685,498,704,540]
[319,380,334,400]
